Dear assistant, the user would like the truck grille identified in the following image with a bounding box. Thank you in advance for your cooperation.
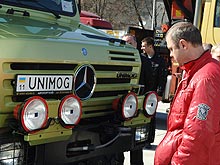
[2,61,140,118]
[0,135,35,165]
[10,63,132,71]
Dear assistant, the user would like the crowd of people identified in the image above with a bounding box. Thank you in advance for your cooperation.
[122,21,220,165]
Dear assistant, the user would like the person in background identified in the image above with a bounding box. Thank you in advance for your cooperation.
[141,37,168,101]
[122,34,152,165]
[154,22,220,165]
[122,34,152,94]
[211,43,220,61]
[122,34,137,48]
[141,37,168,146]
[203,43,213,51]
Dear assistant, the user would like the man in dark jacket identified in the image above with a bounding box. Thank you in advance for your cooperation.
[122,34,152,95]
[141,37,168,144]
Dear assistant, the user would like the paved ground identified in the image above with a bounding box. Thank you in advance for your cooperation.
[124,101,170,165]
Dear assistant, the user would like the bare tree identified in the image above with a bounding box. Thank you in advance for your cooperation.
[95,0,107,18]
[80,0,168,30]
[132,0,145,29]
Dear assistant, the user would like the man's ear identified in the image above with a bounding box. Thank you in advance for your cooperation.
[179,39,188,49]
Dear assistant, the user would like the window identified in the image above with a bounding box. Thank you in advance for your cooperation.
[214,0,220,27]
[0,0,77,17]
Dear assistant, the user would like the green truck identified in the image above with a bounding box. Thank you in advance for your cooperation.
[0,0,158,164]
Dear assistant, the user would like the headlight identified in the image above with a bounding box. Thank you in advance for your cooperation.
[14,96,48,133]
[143,91,158,117]
[112,92,138,120]
[135,126,148,142]
[58,94,82,128]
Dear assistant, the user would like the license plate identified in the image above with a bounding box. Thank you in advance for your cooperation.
[15,75,73,95]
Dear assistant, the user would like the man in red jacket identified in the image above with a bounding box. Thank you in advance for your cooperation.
[154,22,220,165]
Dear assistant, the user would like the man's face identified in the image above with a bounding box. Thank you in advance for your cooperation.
[141,41,151,54]
[166,36,184,66]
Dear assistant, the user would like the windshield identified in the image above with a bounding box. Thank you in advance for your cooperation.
[1,0,77,17]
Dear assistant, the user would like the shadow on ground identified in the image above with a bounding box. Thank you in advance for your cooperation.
[143,144,158,151]
[155,112,167,130]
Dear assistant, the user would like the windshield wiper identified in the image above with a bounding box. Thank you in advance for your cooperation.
[18,0,61,19]
[7,8,30,16]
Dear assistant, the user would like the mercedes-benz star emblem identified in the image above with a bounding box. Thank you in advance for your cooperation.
[74,65,96,100]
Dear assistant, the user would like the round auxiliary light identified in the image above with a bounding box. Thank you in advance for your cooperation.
[58,94,82,128]
[121,92,138,120]
[143,91,158,117]
[14,96,48,133]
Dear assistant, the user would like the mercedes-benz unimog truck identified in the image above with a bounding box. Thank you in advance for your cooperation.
[0,0,158,164]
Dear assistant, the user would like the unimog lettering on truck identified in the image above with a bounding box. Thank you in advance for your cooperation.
[0,0,158,164]
[16,75,73,94]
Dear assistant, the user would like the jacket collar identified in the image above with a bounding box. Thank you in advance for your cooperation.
[180,50,211,75]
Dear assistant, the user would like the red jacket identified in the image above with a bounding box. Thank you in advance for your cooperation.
[155,51,220,165]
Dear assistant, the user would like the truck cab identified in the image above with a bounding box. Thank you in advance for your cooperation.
[0,0,158,164]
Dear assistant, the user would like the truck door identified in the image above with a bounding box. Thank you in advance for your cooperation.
[213,0,220,43]
[201,0,220,44]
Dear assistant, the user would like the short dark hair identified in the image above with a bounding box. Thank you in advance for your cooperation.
[122,33,136,41]
[166,22,202,48]
[141,37,154,46]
